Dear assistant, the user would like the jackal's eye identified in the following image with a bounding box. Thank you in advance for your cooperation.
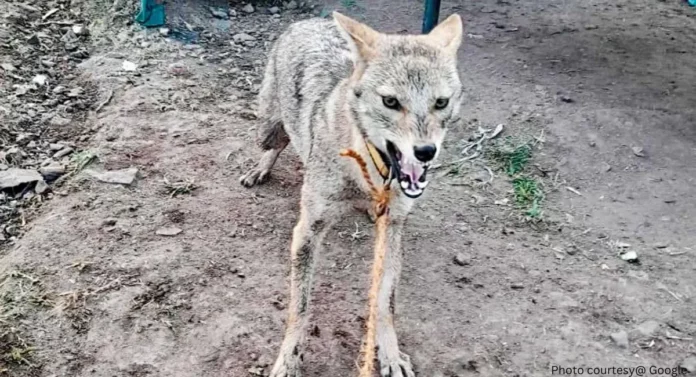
[434,98,450,110]
[382,96,401,110]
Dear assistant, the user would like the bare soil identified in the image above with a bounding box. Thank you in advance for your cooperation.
[1,0,695,376]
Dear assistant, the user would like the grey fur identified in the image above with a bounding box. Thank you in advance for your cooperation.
[240,12,464,377]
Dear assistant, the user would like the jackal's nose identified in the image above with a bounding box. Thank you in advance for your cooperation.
[414,144,437,162]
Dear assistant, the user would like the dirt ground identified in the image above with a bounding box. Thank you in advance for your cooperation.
[1,0,695,376]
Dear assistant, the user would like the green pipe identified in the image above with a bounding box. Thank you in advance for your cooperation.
[422,0,441,33]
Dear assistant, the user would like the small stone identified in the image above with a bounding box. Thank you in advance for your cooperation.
[1,63,16,72]
[34,179,49,195]
[229,9,237,17]
[634,320,660,337]
[50,115,71,127]
[601,162,612,172]
[0,169,42,190]
[654,242,670,249]
[159,28,170,37]
[53,147,74,159]
[0,164,8,171]
[102,218,117,227]
[585,24,599,30]
[285,1,298,9]
[156,226,182,236]
[122,60,137,72]
[510,283,524,290]
[681,356,696,373]
[620,251,639,263]
[269,6,280,14]
[610,331,629,348]
[233,33,256,43]
[560,95,574,103]
[210,7,229,19]
[32,74,48,86]
[242,4,255,13]
[453,253,470,266]
[85,167,138,185]
[71,25,89,36]
[39,164,65,181]
[49,143,65,151]
[632,146,646,157]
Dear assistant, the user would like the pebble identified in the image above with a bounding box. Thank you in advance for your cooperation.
[620,251,639,263]
[285,1,298,9]
[85,167,138,185]
[39,164,65,181]
[510,283,525,290]
[242,4,255,13]
[34,179,49,195]
[1,63,16,72]
[453,253,470,266]
[32,74,48,86]
[49,143,65,151]
[102,218,117,227]
[159,28,170,37]
[269,6,280,14]
[156,226,182,236]
[632,146,646,157]
[233,33,256,43]
[210,7,229,19]
[122,60,137,72]
[53,147,74,159]
[610,331,629,348]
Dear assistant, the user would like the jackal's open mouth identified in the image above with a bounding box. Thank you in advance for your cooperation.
[383,141,430,199]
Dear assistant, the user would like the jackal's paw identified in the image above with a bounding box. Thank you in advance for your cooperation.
[268,352,301,377]
[240,167,270,187]
[379,351,416,377]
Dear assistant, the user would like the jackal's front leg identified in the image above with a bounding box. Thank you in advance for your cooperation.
[375,219,415,377]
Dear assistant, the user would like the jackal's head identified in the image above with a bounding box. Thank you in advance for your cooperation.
[334,12,464,198]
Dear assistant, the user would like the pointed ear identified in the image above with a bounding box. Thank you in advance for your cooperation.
[333,12,380,60]
[427,14,463,55]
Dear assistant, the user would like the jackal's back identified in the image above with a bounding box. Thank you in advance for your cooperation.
[258,19,353,161]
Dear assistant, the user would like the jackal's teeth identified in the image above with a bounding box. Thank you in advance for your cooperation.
[400,181,410,189]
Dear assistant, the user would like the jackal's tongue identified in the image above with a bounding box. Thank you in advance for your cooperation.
[398,159,428,197]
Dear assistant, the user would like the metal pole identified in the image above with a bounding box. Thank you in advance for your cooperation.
[422,0,441,34]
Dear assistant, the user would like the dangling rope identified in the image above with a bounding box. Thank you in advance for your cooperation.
[339,148,392,377]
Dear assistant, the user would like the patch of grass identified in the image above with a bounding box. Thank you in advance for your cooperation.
[163,177,197,198]
[70,150,98,172]
[0,270,52,371]
[490,140,532,176]
[513,176,544,218]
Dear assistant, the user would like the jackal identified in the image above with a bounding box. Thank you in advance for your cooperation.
[240,11,463,377]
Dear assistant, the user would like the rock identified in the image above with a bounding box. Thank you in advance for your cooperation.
[620,251,639,263]
[0,169,42,190]
[242,4,255,13]
[34,179,49,195]
[681,356,696,373]
[632,146,646,157]
[654,242,670,249]
[453,253,470,266]
[32,74,48,86]
[72,25,89,35]
[0,164,8,171]
[102,218,117,227]
[49,143,65,151]
[39,164,65,181]
[560,95,574,103]
[85,167,138,185]
[285,1,298,9]
[50,115,71,127]
[1,63,16,72]
[233,33,256,43]
[53,147,74,159]
[159,28,170,37]
[269,6,280,14]
[610,331,629,348]
[210,7,229,19]
[510,283,524,290]
[229,9,237,17]
[601,162,612,172]
[122,60,137,72]
[634,320,660,337]
[156,226,182,236]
